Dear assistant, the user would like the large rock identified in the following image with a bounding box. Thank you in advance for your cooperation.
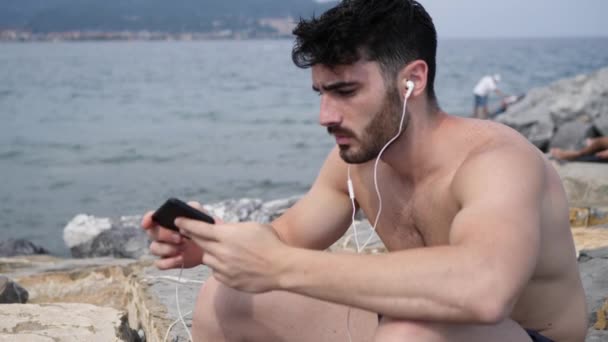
[204,198,264,222]
[549,121,599,151]
[63,197,303,258]
[1,256,159,342]
[0,239,48,257]
[249,195,302,223]
[72,227,151,259]
[0,276,28,304]
[63,214,112,249]
[579,246,608,341]
[497,67,608,151]
[595,115,608,136]
[65,215,150,259]
[553,162,608,207]
[0,303,138,341]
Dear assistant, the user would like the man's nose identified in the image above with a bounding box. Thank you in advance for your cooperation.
[318,96,342,127]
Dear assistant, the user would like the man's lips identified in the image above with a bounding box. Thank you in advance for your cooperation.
[334,134,351,145]
[328,127,355,145]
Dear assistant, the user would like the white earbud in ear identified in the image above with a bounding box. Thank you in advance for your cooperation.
[405,80,415,99]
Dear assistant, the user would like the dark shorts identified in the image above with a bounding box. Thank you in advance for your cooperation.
[526,329,555,342]
[377,315,554,341]
[573,154,608,163]
[474,94,488,108]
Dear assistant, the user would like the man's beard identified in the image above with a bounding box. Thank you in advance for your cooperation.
[330,87,407,164]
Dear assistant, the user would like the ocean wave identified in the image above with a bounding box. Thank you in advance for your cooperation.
[0,150,24,160]
[175,110,219,121]
[245,117,316,126]
[90,154,176,165]
[233,179,310,195]
[48,180,74,190]
[0,89,14,98]
[292,141,310,150]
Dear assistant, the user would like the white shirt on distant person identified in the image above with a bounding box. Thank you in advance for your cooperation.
[473,74,500,97]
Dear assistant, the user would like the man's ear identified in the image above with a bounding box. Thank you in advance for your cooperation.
[397,60,429,99]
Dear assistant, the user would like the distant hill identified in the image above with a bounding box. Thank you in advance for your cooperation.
[0,0,336,33]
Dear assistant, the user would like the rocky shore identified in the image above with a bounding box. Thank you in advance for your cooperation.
[2,67,608,341]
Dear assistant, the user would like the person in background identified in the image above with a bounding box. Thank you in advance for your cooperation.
[473,74,504,119]
[490,94,525,118]
[550,136,608,163]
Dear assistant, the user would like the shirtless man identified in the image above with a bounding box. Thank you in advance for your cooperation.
[142,1,587,341]
[550,136,608,162]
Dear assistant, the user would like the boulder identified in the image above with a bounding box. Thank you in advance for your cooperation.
[595,115,608,136]
[549,121,599,151]
[72,227,151,259]
[204,198,264,222]
[553,162,608,207]
[66,215,149,259]
[0,276,28,304]
[63,214,112,249]
[579,246,608,340]
[0,239,48,257]
[0,303,138,341]
[63,197,304,257]
[249,195,302,223]
[497,67,608,151]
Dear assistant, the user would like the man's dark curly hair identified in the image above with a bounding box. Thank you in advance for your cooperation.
[292,0,438,103]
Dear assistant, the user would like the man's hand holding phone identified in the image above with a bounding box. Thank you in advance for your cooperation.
[141,199,219,270]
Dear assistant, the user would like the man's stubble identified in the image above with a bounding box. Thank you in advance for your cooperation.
[336,86,407,164]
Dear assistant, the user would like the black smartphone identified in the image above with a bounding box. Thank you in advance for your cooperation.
[152,198,215,233]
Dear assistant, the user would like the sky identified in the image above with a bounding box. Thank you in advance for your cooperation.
[317,0,608,38]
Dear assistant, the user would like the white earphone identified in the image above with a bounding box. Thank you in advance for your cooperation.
[405,79,415,99]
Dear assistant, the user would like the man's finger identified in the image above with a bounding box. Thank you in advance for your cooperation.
[155,255,184,270]
[141,211,156,230]
[176,218,217,241]
[187,201,202,210]
[149,241,182,257]
[156,226,183,244]
[187,201,224,224]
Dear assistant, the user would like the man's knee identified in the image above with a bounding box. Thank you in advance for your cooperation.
[198,275,256,318]
[374,318,446,342]
[192,275,255,341]
[374,316,531,342]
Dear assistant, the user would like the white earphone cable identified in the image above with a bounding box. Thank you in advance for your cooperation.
[350,88,410,253]
[163,261,195,342]
[346,85,411,341]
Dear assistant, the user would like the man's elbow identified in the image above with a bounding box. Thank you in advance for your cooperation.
[468,280,517,324]
[471,295,514,324]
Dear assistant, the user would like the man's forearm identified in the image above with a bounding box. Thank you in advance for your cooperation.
[277,246,510,324]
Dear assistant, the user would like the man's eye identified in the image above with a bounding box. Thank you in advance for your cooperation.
[336,89,355,96]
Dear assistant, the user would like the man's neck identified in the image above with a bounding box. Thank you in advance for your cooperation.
[380,100,447,182]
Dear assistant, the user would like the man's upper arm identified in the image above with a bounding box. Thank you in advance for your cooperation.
[449,146,545,310]
[272,148,354,250]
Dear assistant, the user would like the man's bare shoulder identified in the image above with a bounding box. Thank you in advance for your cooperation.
[448,117,546,202]
[449,116,531,150]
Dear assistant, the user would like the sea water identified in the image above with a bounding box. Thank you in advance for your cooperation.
[1,38,607,255]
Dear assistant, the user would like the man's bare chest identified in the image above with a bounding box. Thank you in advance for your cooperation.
[353,174,459,251]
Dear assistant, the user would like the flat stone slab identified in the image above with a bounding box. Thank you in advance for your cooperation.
[141,263,212,341]
[573,226,608,255]
[0,303,134,341]
[554,162,608,207]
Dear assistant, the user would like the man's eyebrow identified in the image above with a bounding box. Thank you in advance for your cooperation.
[312,81,358,92]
